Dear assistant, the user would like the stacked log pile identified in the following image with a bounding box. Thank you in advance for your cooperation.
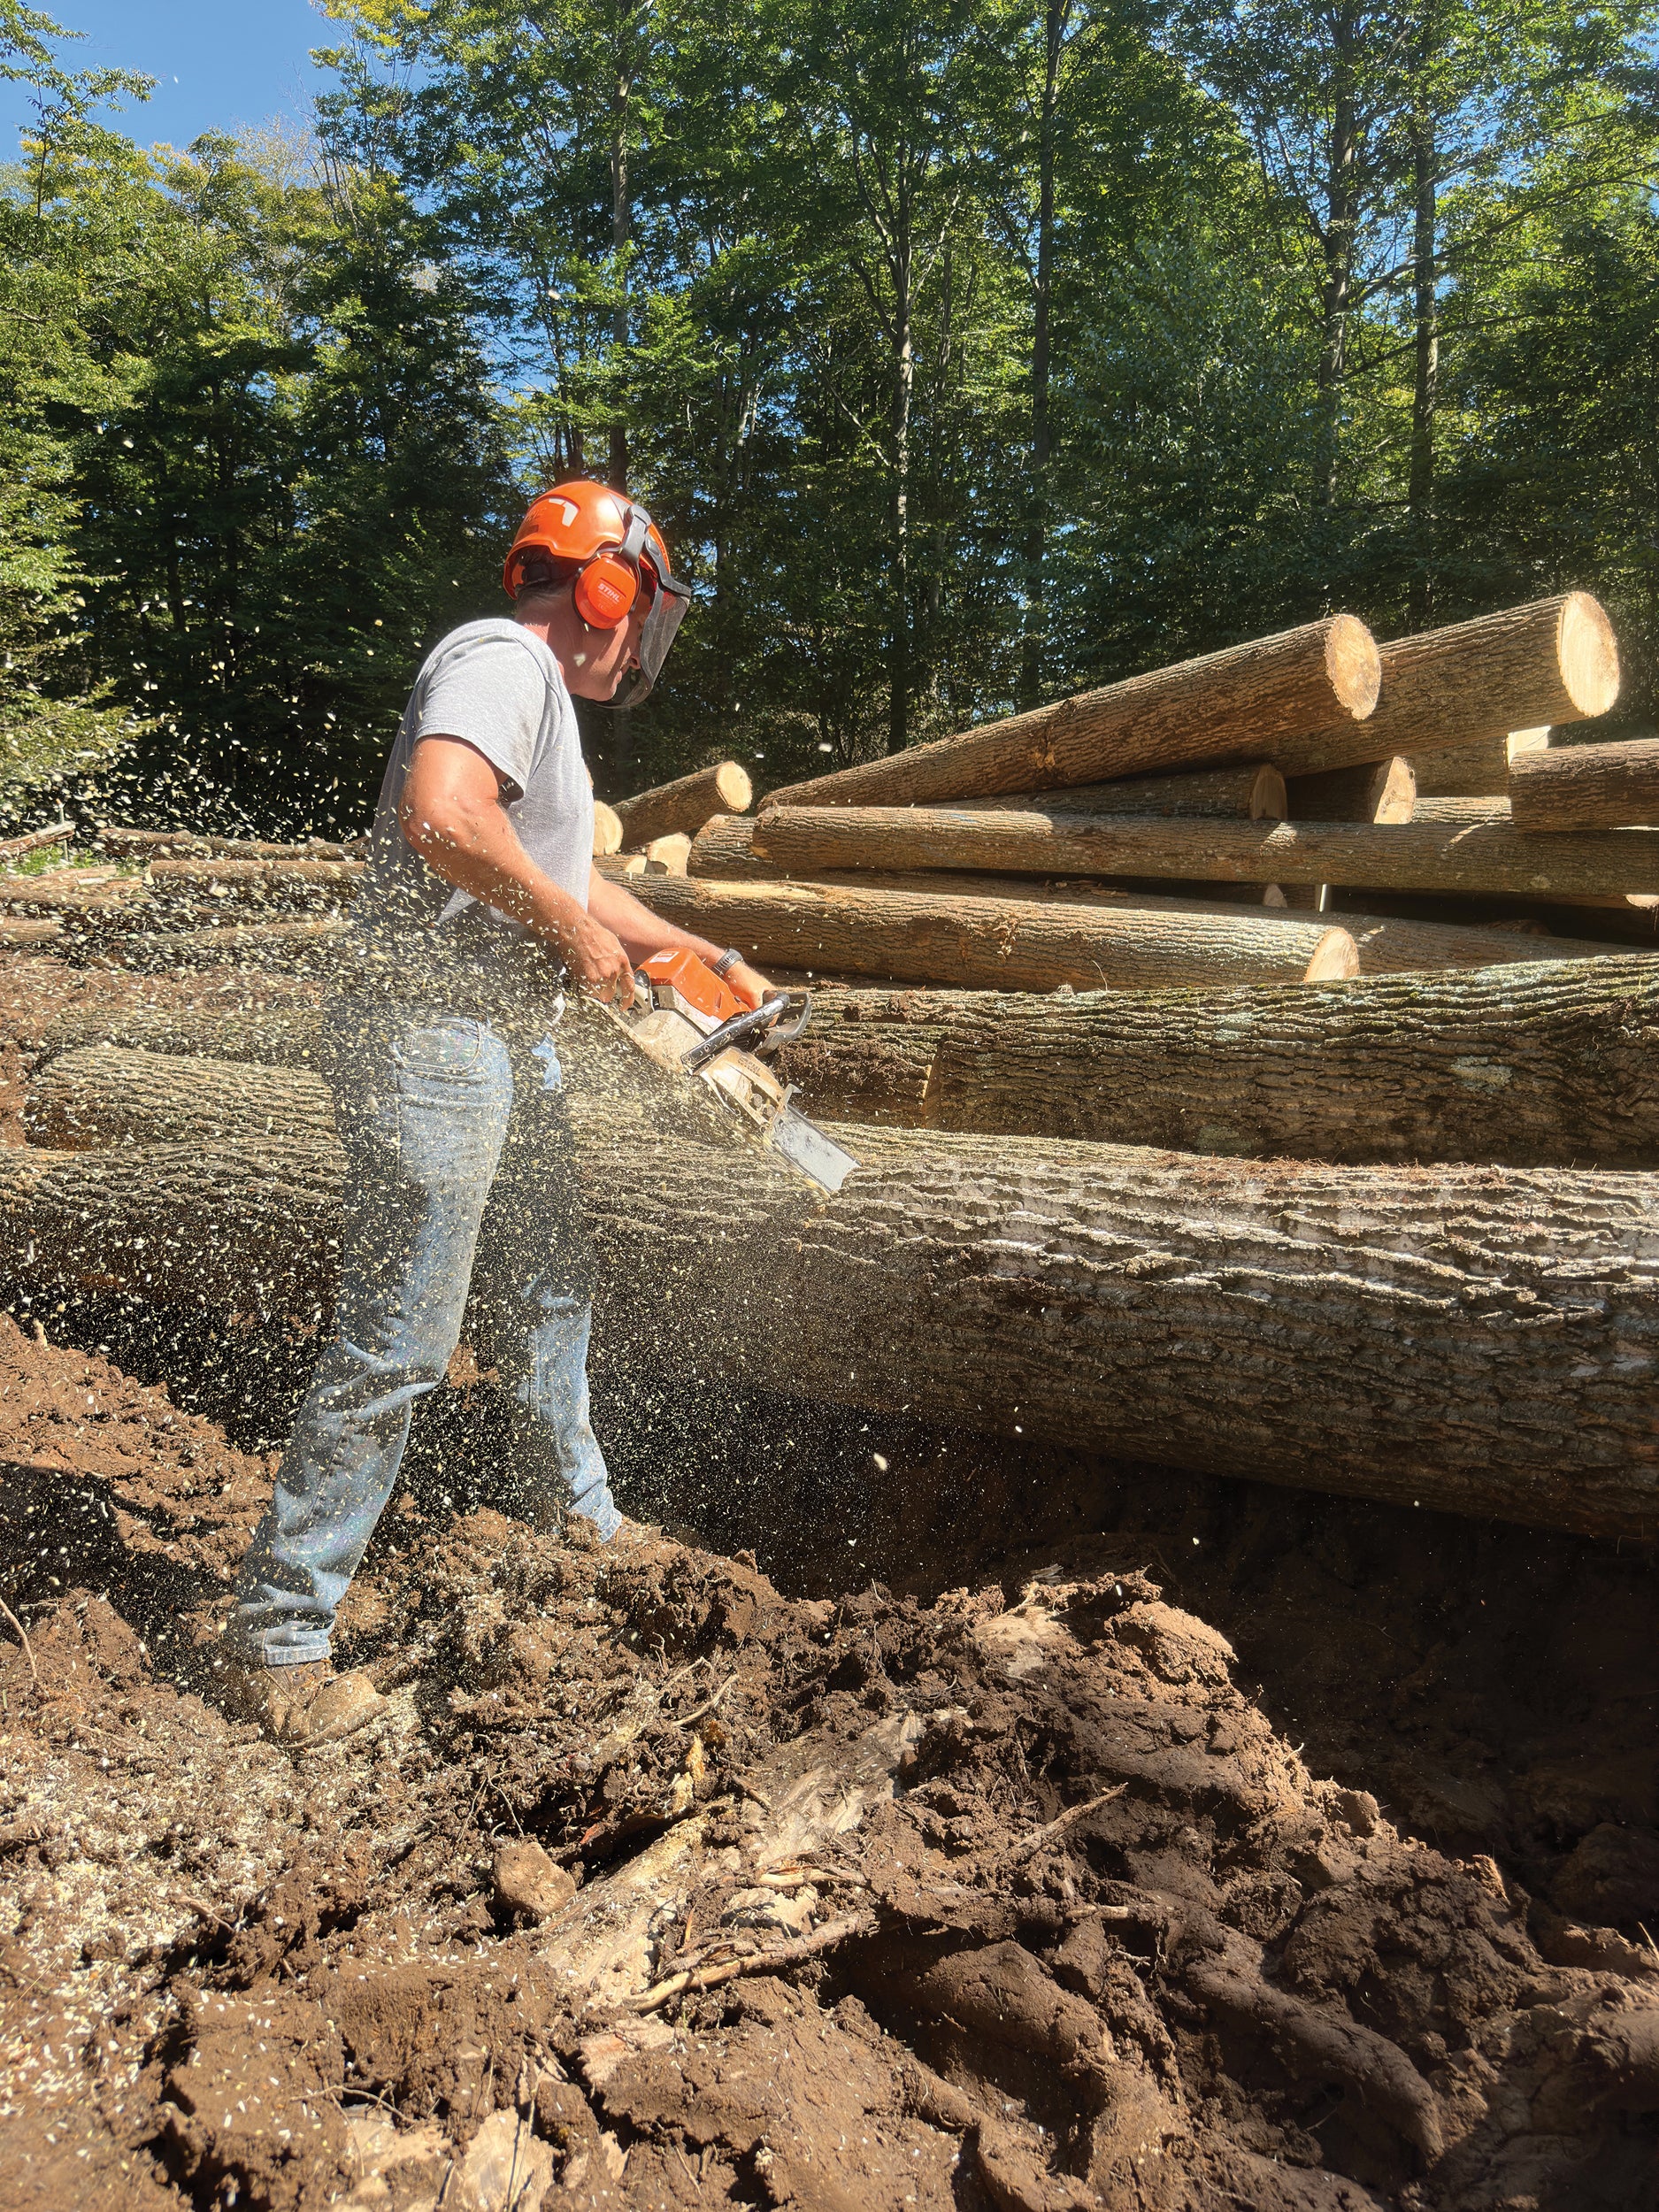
[4,591,1659,1541]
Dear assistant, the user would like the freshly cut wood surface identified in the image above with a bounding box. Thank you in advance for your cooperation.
[753,803,1659,897]
[613,760,752,847]
[767,958,1659,1168]
[1509,735,1659,832]
[642,831,693,875]
[1414,727,1549,798]
[593,801,625,856]
[975,763,1287,819]
[623,872,1357,989]
[1287,757,1415,822]
[1280,600,1614,780]
[764,618,1379,808]
[7,1048,1659,1538]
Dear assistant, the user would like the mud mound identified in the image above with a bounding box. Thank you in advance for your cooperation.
[2,1329,1656,2208]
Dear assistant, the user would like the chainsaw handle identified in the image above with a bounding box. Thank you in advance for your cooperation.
[680,991,810,1072]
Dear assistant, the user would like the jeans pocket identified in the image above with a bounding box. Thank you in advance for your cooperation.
[392,1018,486,1079]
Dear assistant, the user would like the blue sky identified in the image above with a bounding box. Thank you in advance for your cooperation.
[2,1,336,154]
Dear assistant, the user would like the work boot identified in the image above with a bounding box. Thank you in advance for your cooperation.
[221,1658,386,1747]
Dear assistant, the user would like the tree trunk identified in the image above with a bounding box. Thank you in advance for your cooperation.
[1413,728,1549,798]
[1286,757,1415,822]
[616,873,1356,988]
[613,763,752,847]
[1509,737,1659,833]
[1316,2,1359,515]
[1292,602,1610,781]
[977,764,1286,818]
[764,618,1381,808]
[6,1052,1659,1538]
[1407,73,1439,631]
[760,957,1659,1168]
[752,804,1659,899]
[1017,0,1065,712]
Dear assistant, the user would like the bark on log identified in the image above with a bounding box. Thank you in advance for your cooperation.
[1413,797,1510,824]
[595,852,648,879]
[593,803,624,857]
[760,959,1659,1167]
[6,1044,1659,1538]
[618,873,1357,988]
[1332,910,1612,971]
[1509,737,1659,833]
[764,619,1380,808]
[97,918,350,971]
[0,821,73,864]
[1286,758,1415,823]
[88,827,365,861]
[612,761,752,847]
[0,918,62,949]
[145,857,363,900]
[1281,600,1612,779]
[752,803,1659,898]
[975,764,1287,819]
[1413,728,1550,798]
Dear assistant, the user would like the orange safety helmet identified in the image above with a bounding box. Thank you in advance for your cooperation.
[503,480,689,708]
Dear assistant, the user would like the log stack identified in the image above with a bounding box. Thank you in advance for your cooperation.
[5,589,1659,1544]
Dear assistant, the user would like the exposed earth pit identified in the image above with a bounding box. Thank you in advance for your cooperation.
[1,1308,1656,2209]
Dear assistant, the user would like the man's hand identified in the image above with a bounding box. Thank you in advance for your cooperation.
[725,960,772,1011]
[562,913,636,1002]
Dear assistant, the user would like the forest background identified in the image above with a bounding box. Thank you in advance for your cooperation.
[3,0,1658,832]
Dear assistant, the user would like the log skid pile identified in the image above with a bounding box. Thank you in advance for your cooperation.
[4,605,1659,2211]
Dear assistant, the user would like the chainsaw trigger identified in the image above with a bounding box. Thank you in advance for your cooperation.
[751,992,811,1056]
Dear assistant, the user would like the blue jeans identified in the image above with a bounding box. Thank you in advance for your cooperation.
[229,1000,619,1666]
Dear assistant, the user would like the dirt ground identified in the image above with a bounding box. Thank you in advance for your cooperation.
[0,953,1656,2209]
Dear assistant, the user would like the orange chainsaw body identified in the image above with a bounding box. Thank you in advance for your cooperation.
[636,948,741,1025]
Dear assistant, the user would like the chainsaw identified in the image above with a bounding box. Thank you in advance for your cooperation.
[618,949,857,1194]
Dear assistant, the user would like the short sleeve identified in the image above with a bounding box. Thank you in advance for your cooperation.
[413,633,553,799]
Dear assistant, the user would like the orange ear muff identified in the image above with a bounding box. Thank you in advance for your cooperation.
[573,553,639,629]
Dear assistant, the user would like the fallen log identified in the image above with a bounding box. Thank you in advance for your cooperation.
[6,1047,1659,1538]
[1413,727,1549,798]
[617,873,1358,988]
[613,761,752,847]
[752,804,1659,898]
[764,618,1379,808]
[0,917,62,949]
[975,763,1287,819]
[760,959,1659,1167]
[1277,601,1613,780]
[0,821,73,864]
[88,827,365,861]
[1286,758,1415,823]
[94,918,349,970]
[1509,736,1659,832]
[593,802,624,857]
[146,856,363,899]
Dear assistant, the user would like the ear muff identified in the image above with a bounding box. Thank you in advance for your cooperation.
[572,552,639,629]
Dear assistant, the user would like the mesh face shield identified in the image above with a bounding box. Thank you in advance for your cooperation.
[595,503,692,710]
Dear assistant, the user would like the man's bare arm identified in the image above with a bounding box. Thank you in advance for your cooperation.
[587,870,771,1010]
[399,736,634,1001]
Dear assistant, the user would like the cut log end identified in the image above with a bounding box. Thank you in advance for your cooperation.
[594,803,624,856]
[1304,926,1361,982]
[1560,592,1622,718]
[714,761,754,813]
[1248,764,1288,819]
[1326,613,1383,720]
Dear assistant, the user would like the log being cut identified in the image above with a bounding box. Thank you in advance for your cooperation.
[5,1038,1657,1540]
[1273,599,1614,779]
[761,958,1659,1167]
[612,760,752,847]
[764,618,1380,807]
[1509,735,1659,833]
[615,872,1358,987]
[752,803,1659,898]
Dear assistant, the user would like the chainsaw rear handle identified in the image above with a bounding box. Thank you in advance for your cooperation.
[680,992,811,1072]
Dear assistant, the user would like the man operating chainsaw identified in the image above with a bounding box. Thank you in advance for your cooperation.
[220,480,771,1745]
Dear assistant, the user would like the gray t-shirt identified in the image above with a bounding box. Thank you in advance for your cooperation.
[351,618,595,978]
